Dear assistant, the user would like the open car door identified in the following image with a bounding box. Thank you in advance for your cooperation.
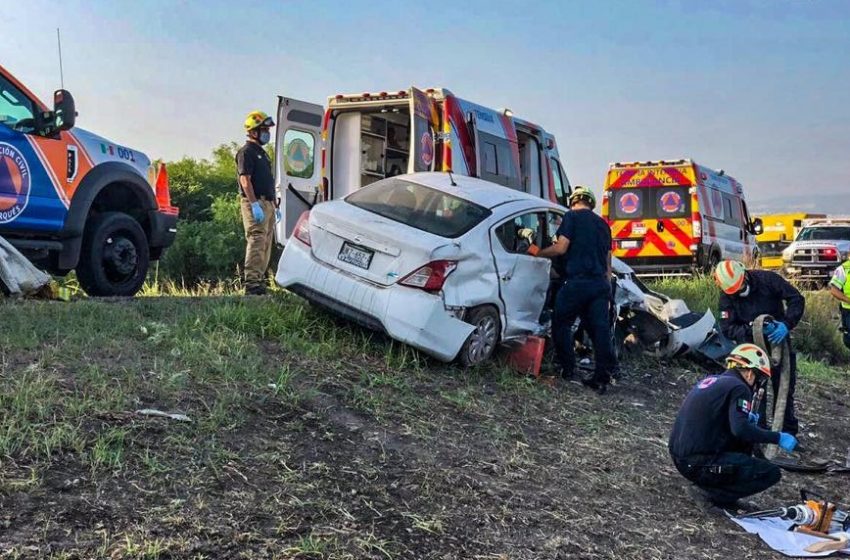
[274,97,324,244]
[409,87,438,173]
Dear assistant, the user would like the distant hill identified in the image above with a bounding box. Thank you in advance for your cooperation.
[749,193,850,216]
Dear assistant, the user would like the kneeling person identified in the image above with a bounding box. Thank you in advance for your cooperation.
[668,344,797,511]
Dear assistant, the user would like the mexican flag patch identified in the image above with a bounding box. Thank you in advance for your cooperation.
[736,398,751,413]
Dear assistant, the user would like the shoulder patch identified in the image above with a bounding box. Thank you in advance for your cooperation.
[736,398,751,413]
[721,311,730,319]
[697,376,718,389]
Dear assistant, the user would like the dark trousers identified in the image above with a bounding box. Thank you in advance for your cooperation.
[673,453,781,505]
[841,307,850,350]
[552,277,615,382]
[756,349,798,436]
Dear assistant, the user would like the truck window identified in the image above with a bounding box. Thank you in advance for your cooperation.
[482,141,497,175]
[0,74,37,133]
[611,189,645,219]
[478,131,519,189]
[797,226,850,241]
[655,187,690,219]
[282,129,315,179]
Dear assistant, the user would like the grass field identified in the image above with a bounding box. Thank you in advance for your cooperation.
[1,288,848,559]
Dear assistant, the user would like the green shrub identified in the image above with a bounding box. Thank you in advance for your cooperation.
[158,196,245,283]
[647,276,849,364]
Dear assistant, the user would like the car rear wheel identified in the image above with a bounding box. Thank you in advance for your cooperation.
[458,306,501,367]
[76,212,150,297]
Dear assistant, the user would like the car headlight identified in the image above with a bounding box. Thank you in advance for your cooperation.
[782,247,794,262]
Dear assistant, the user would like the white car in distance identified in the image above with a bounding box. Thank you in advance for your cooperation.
[275,172,562,366]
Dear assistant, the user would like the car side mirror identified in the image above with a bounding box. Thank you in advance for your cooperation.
[53,89,76,132]
[750,217,764,235]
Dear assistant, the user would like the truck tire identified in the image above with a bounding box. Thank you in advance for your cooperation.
[458,306,501,367]
[76,212,150,297]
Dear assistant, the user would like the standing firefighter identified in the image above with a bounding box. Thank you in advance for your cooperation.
[237,111,276,295]
[534,186,615,394]
[714,260,805,438]
[828,257,850,350]
[669,344,798,513]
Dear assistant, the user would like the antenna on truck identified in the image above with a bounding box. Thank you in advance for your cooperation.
[447,170,457,187]
[56,28,65,89]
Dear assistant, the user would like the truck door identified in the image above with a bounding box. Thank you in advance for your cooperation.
[409,87,437,173]
[490,210,551,336]
[0,72,68,233]
[274,97,324,244]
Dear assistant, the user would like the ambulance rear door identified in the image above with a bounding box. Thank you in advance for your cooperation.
[274,96,324,244]
[408,87,438,173]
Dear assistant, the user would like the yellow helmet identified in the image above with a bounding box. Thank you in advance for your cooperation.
[243,111,275,132]
[714,259,747,295]
[726,343,771,377]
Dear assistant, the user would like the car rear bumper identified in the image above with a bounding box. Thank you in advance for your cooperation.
[616,256,697,276]
[275,240,475,362]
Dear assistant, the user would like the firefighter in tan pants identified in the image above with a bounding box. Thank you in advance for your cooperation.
[237,111,276,295]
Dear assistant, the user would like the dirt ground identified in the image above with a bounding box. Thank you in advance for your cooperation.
[1,296,849,559]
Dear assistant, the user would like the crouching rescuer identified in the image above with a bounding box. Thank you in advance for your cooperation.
[668,344,798,512]
[237,111,276,295]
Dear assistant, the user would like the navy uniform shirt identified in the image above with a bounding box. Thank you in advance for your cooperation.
[236,141,275,200]
[556,208,612,279]
[668,370,780,459]
[719,270,805,343]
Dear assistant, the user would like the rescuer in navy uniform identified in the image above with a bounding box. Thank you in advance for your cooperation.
[669,343,798,513]
[532,186,615,393]
[714,260,805,438]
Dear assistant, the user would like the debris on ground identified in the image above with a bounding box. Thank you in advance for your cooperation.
[134,409,192,422]
[0,235,50,297]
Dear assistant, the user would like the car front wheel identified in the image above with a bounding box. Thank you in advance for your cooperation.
[76,211,150,297]
[458,306,501,367]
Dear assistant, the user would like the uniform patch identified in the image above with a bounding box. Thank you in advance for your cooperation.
[721,311,729,319]
[697,376,718,389]
[0,142,31,224]
[736,399,751,413]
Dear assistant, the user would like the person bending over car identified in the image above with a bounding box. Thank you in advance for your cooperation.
[669,343,797,513]
[531,186,615,394]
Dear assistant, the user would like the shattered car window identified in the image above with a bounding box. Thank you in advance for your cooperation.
[346,178,491,238]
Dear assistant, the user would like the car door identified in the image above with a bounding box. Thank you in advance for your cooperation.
[274,96,324,244]
[490,210,551,337]
[0,72,68,233]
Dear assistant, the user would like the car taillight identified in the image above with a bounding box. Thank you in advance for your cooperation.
[399,260,457,292]
[293,211,311,246]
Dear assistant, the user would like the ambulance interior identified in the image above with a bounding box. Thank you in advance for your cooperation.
[331,104,412,199]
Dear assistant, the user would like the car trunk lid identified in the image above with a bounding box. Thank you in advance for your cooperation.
[308,201,451,286]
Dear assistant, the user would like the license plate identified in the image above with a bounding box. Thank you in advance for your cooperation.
[338,242,374,269]
[620,240,639,249]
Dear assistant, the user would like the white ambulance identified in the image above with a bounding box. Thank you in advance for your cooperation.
[273,88,571,242]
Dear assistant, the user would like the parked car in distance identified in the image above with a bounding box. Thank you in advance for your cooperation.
[782,216,850,284]
[275,172,563,365]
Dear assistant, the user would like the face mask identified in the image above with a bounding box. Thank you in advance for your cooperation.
[258,130,271,145]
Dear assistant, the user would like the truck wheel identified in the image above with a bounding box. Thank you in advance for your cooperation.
[458,306,501,367]
[76,212,150,297]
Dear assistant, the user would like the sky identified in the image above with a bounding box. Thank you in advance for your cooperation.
[4,0,850,202]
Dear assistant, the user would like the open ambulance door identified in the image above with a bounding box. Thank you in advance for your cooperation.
[409,87,438,173]
[274,96,324,245]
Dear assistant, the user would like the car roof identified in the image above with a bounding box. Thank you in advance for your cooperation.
[398,172,562,210]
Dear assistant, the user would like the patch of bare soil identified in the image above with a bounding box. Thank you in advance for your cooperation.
[2,348,849,559]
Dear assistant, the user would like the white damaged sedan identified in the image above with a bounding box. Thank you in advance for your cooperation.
[275,172,562,365]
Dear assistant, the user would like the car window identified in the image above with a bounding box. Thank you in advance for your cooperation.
[495,212,545,254]
[345,178,491,238]
[723,195,742,227]
[797,226,850,241]
[0,74,37,133]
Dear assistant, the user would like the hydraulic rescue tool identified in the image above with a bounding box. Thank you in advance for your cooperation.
[741,490,850,538]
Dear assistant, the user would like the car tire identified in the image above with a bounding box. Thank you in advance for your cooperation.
[458,306,501,367]
[76,212,150,297]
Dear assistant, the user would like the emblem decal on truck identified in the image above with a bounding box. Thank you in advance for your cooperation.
[420,133,434,167]
[0,142,31,223]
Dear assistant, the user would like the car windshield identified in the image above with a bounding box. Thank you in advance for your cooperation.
[797,226,850,241]
[345,178,491,238]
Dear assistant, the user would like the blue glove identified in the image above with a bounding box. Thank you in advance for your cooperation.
[251,201,265,223]
[763,322,777,336]
[767,321,789,344]
[778,432,798,452]
[747,412,760,424]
